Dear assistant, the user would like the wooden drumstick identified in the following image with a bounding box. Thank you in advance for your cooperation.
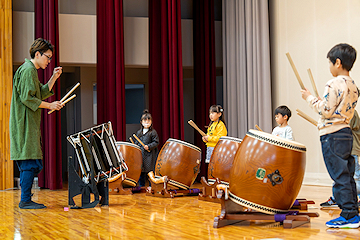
[255,124,263,132]
[307,68,320,98]
[48,94,76,114]
[60,82,80,103]
[188,120,206,137]
[296,109,317,126]
[129,137,134,144]
[286,52,306,90]
[132,134,151,152]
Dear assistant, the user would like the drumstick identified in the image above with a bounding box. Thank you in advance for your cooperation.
[296,109,317,126]
[188,120,206,137]
[285,52,306,90]
[48,82,80,114]
[255,124,263,132]
[307,68,320,98]
[48,94,76,114]
[132,134,151,152]
[60,82,80,103]
[129,137,134,144]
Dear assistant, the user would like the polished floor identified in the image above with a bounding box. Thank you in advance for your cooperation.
[0,184,359,240]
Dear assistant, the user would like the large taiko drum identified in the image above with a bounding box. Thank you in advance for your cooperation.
[208,136,242,186]
[229,129,306,214]
[154,138,201,190]
[111,141,142,187]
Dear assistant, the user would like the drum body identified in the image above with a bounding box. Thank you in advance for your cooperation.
[114,142,142,187]
[155,138,201,189]
[229,130,306,214]
[208,136,242,186]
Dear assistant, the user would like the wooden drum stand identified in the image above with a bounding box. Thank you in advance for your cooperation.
[213,186,319,229]
[146,172,201,198]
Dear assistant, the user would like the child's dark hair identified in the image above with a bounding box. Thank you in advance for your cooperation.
[140,109,153,131]
[208,105,226,128]
[29,38,54,59]
[274,105,292,120]
[327,43,357,71]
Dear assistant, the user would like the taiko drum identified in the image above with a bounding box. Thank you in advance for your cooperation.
[229,129,306,214]
[109,141,142,187]
[208,136,242,186]
[155,138,201,189]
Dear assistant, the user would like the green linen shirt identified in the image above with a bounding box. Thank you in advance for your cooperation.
[10,59,54,160]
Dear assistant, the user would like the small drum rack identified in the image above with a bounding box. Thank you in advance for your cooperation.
[67,122,128,208]
[213,190,319,229]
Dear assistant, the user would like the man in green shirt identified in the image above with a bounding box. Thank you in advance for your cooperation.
[10,38,63,209]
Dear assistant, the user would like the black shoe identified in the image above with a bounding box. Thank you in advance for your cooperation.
[19,201,47,209]
[320,196,338,207]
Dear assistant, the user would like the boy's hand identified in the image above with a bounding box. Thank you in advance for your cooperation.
[300,88,311,100]
[202,135,209,142]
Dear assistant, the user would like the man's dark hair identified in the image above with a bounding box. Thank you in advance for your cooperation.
[29,38,54,59]
[327,43,357,71]
[275,105,292,120]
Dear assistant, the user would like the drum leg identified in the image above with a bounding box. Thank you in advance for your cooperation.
[98,180,109,206]
[146,173,175,198]
[68,154,102,209]
[108,175,133,195]
[291,198,315,210]
[198,177,222,203]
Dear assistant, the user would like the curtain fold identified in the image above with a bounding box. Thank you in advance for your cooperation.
[149,0,184,145]
[96,0,126,141]
[193,0,216,179]
[223,0,272,138]
[35,0,62,190]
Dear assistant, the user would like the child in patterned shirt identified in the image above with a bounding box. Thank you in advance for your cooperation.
[301,43,359,228]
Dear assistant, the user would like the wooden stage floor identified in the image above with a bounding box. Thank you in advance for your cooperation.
[0,184,359,240]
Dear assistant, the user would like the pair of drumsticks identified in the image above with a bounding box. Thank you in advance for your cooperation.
[130,134,150,152]
[286,53,318,127]
[48,82,80,114]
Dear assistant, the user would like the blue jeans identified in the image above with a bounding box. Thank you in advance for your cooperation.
[321,128,359,219]
[16,160,43,202]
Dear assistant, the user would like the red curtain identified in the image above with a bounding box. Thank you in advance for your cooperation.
[193,0,217,179]
[149,0,184,145]
[96,0,126,141]
[35,0,62,189]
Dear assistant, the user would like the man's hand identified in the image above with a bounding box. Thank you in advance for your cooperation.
[49,101,64,111]
[52,67,62,80]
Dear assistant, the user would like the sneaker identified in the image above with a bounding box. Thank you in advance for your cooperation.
[19,201,46,209]
[320,196,338,207]
[326,215,360,228]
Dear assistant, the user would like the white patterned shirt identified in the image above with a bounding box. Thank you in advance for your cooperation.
[272,125,294,140]
[306,75,358,136]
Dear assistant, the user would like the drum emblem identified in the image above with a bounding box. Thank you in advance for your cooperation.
[255,168,266,180]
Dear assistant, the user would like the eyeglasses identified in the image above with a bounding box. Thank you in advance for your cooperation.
[42,53,52,61]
